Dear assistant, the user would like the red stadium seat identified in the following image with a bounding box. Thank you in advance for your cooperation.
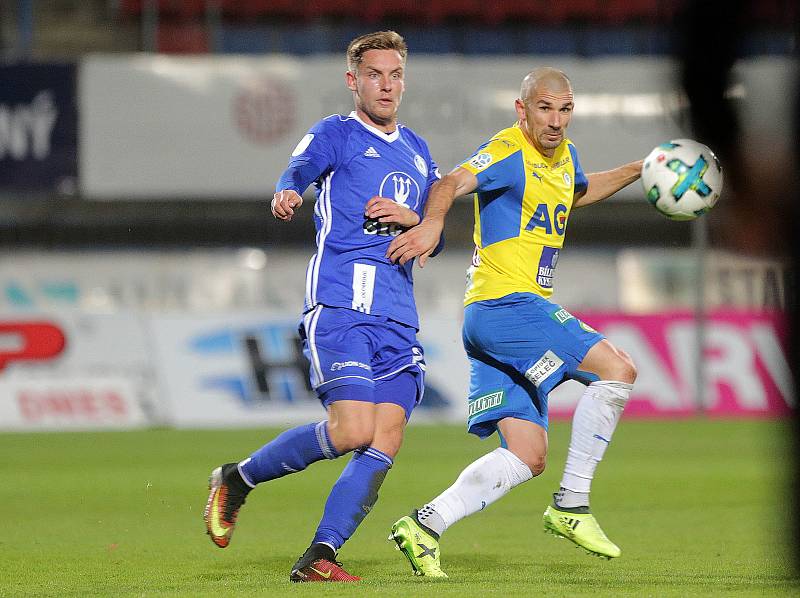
[750,0,797,25]
[120,0,207,18]
[483,0,549,26]
[428,0,484,25]
[220,0,307,20]
[605,0,660,24]
[303,0,361,21]
[362,0,429,25]
[119,0,140,15]
[157,22,210,52]
[550,0,603,24]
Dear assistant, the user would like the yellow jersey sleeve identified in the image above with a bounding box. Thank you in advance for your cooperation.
[459,132,523,192]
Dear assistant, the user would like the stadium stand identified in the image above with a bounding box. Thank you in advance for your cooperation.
[118,0,799,26]
[116,0,797,55]
[1,0,794,248]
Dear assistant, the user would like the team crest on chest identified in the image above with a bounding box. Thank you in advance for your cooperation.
[563,172,571,186]
[379,171,421,210]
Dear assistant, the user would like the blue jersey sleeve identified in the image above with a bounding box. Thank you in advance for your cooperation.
[276,118,343,194]
[568,143,589,197]
[426,158,442,189]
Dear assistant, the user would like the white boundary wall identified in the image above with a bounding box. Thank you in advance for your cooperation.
[79,55,796,198]
[0,249,791,431]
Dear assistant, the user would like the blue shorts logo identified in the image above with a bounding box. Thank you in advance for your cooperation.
[468,390,505,417]
[524,350,564,387]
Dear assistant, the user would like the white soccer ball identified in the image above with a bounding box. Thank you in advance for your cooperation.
[641,139,723,221]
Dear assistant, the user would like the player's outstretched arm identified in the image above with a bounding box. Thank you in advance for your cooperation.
[271,189,304,221]
[387,167,477,267]
[574,159,644,209]
[364,196,421,228]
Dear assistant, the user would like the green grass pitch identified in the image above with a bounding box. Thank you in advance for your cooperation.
[2,419,798,596]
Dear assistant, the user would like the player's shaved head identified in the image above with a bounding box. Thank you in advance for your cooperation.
[520,68,571,102]
[514,67,574,156]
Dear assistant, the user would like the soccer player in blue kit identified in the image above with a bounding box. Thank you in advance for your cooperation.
[203,31,441,582]
[386,68,644,577]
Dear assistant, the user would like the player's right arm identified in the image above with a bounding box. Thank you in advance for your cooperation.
[386,167,477,267]
[271,189,304,221]
[387,131,520,266]
[271,119,341,222]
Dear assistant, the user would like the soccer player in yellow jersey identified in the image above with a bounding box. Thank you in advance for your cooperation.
[386,67,644,576]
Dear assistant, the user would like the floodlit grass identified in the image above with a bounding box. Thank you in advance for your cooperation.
[2,420,797,596]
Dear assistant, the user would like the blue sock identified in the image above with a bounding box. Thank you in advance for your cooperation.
[239,421,339,485]
[312,447,393,550]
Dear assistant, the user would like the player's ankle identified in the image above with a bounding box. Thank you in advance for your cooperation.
[413,508,443,539]
[223,463,252,495]
[553,488,590,511]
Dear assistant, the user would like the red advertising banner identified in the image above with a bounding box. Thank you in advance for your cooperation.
[554,310,793,417]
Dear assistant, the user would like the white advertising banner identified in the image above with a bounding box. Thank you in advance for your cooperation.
[0,314,159,430]
[0,377,149,431]
[150,313,466,428]
[0,308,790,430]
[149,308,792,429]
[80,55,795,198]
[0,250,793,430]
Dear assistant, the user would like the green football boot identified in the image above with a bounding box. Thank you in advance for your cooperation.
[543,505,622,559]
[388,512,448,578]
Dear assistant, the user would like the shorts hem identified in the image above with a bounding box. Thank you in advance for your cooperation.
[468,410,549,438]
[316,376,374,394]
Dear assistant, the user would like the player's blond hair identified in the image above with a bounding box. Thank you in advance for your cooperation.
[346,31,407,74]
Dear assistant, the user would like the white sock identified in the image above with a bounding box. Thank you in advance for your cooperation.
[560,380,632,496]
[417,447,532,536]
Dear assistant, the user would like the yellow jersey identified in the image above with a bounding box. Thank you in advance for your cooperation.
[460,124,588,306]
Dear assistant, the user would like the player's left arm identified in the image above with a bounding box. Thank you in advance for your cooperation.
[573,159,644,209]
[364,197,421,227]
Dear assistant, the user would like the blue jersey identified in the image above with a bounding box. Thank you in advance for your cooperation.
[277,112,440,329]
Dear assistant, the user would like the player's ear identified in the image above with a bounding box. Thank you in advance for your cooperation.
[514,98,526,122]
[345,70,357,91]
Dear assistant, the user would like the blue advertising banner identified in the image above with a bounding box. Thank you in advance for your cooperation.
[0,63,77,191]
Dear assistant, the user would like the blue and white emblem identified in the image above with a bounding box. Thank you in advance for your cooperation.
[413,154,428,177]
[379,171,421,210]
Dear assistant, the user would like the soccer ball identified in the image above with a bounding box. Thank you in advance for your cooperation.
[641,139,723,221]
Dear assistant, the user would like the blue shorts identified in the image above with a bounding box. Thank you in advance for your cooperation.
[462,293,603,438]
[298,305,425,418]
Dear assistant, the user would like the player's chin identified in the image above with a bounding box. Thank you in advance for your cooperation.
[372,104,397,121]
[542,136,562,148]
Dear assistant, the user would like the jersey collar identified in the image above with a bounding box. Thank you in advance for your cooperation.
[349,111,400,142]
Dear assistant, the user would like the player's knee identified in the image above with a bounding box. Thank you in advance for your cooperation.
[507,446,546,477]
[615,353,637,384]
[329,421,375,453]
[603,351,637,384]
[525,454,546,477]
